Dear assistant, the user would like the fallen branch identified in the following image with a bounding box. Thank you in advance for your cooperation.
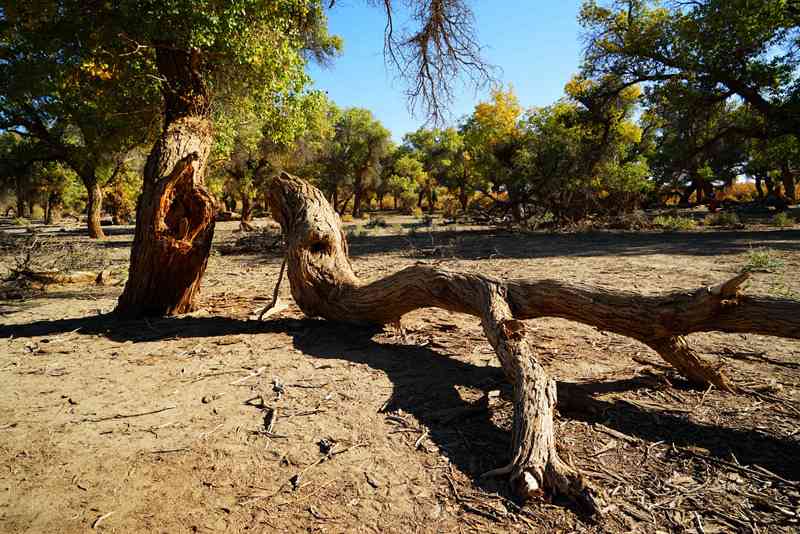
[264,172,800,515]
[82,405,177,423]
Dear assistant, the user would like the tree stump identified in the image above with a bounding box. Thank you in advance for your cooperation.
[265,172,800,514]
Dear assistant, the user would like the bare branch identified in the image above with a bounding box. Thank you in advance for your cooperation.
[370,0,495,124]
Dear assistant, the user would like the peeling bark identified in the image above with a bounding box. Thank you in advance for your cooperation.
[265,172,800,513]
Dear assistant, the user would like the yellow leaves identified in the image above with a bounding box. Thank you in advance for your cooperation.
[564,76,596,99]
[617,121,642,144]
[81,60,114,81]
[472,87,522,146]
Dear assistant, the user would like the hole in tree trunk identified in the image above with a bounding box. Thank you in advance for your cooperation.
[162,170,209,244]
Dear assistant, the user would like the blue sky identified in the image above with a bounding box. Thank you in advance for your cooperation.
[308,1,586,140]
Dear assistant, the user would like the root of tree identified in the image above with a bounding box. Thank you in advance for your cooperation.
[265,172,800,516]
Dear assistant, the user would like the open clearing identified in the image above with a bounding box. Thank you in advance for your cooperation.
[1,215,799,533]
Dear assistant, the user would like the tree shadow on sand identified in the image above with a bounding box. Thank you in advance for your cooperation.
[3,314,799,503]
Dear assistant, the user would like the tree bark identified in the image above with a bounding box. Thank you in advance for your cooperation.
[265,172,800,514]
[44,191,62,225]
[115,47,216,318]
[83,176,105,239]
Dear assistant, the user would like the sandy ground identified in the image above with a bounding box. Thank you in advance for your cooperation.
[1,213,799,533]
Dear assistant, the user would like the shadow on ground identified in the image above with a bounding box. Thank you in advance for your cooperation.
[4,313,799,499]
[344,228,800,261]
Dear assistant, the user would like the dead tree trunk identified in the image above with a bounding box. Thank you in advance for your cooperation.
[115,47,216,318]
[266,172,800,514]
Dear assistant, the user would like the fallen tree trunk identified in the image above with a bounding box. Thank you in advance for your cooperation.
[265,172,800,515]
[11,269,112,287]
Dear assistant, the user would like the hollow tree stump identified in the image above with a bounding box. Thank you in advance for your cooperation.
[266,172,800,514]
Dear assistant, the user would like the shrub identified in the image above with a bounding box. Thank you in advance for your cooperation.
[704,212,741,227]
[441,197,460,220]
[365,215,388,228]
[742,248,784,273]
[717,183,757,203]
[410,207,423,218]
[399,192,418,214]
[340,213,353,222]
[652,215,697,231]
[771,212,795,228]
[605,211,652,230]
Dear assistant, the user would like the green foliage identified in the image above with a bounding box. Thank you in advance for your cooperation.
[743,248,784,273]
[771,212,795,228]
[0,1,161,181]
[652,215,697,231]
[704,212,741,227]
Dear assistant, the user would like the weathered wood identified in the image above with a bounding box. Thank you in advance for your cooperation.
[265,172,800,512]
[115,47,216,318]
[115,118,215,317]
[12,269,110,286]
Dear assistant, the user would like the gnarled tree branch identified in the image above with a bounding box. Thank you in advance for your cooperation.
[265,172,800,513]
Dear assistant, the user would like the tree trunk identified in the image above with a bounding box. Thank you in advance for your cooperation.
[83,175,105,239]
[765,176,775,196]
[352,178,364,218]
[427,188,435,214]
[679,180,696,206]
[459,184,469,212]
[115,47,216,318]
[700,180,714,202]
[241,193,252,222]
[44,195,51,224]
[44,191,61,225]
[781,162,796,203]
[755,175,764,200]
[265,172,800,514]
[15,177,27,218]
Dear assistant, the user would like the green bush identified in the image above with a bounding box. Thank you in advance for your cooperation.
[652,215,697,231]
[771,212,795,228]
[704,211,741,227]
[742,248,784,273]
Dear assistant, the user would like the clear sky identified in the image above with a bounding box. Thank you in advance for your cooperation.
[308,0,586,140]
